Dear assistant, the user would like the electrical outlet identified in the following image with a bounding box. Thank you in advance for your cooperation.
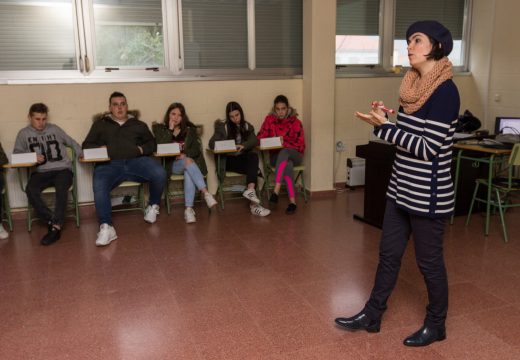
[336,141,346,152]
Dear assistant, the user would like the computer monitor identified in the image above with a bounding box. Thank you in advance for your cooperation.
[495,117,520,135]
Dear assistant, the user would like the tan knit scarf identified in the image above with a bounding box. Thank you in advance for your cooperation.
[399,57,453,114]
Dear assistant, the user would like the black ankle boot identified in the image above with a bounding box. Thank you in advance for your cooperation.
[403,325,446,347]
[285,203,297,214]
[41,226,61,246]
[269,193,279,205]
[334,311,381,333]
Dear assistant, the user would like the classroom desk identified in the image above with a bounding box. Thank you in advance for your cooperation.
[3,162,37,193]
[451,143,512,235]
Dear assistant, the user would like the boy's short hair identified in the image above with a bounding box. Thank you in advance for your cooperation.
[29,103,49,115]
[109,91,126,104]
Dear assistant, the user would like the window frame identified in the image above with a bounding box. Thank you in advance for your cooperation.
[0,0,303,84]
[335,0,472,76]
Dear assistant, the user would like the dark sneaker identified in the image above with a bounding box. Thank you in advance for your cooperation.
[285,203,297,215]
[41,227,61,246]
[269,193,279,205]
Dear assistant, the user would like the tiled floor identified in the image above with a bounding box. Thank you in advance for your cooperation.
[1,190,520,359]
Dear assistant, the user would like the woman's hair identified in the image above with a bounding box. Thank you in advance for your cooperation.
[225,101,248,140]
[163,102,196,135]
[426,37,445,61]
[273,94,289,107]
[271,94,298,118]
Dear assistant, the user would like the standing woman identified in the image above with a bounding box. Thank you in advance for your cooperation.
[334,21,460,347]
[257,95,305,214]
[209,101,270,216]
[153,103,217,223]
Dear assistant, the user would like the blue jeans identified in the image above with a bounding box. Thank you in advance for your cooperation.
[171,158,207,207]
[93,157,166,225]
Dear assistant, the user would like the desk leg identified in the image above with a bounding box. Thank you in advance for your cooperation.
[216,154,225,209]
[484,154,495,235]
[450,150,463,225]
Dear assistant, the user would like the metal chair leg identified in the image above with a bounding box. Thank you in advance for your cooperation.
[495,188,508,243]
[466,181,480,226]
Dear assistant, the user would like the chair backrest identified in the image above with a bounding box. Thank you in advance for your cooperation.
[509,143,520,166]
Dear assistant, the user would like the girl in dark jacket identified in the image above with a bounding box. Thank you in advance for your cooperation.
[153,103,217,223]
[209,101,270,217]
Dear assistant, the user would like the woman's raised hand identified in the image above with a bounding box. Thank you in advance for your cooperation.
[354,100,390,127]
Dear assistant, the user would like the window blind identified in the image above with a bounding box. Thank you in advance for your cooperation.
[336,0,380,36]
[394,0,465,40]
[182,0,248,69]
[0,1,77,71]
[255,0,302,68]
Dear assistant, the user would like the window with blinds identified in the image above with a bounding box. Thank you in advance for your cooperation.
[393,0,466,66]
[93,0,164,68]
[0,0,304,80]
[182,0,248,69]
[0,0,77,71]
[336,0,381,65]
[336,0,470,71]
[255,0,302,69]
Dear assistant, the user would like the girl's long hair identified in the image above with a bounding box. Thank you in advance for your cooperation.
[163,102,196,135]
[225,101,248,140]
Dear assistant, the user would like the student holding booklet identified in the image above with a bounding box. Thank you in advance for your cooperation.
[153,102,217,223]
[257,95,305,214]
[82,92,167,246]
[13,103,82,245]
[209,101,270,217]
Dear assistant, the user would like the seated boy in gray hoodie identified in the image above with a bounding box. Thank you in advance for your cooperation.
[13,103,82,246]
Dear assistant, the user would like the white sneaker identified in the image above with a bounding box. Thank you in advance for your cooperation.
[144,204,160,224]
[203,192,218,208]
[250,204,271,217]
[242,189,261,204]
[184,208,196,223]
[0,224,9,239]
[96,223,118,247]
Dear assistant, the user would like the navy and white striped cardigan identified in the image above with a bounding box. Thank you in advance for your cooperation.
[375,79,460,218]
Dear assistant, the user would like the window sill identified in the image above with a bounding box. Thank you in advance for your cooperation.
[0,72,303,85]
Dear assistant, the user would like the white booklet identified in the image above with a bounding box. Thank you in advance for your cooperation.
[214,140,237,152]
[157,143,181,155]
[260,137,283,149]
[10,152,37,165]
[83,147,109,160]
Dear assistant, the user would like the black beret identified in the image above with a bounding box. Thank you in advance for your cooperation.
[406,20,453,56]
